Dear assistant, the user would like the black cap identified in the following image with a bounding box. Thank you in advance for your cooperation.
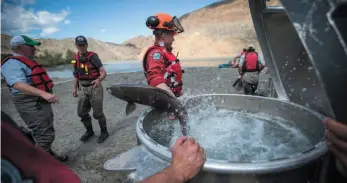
[75,35,88,45]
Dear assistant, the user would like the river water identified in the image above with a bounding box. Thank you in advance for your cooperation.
[46,58,230,79]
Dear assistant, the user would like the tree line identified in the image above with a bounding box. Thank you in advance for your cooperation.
[1,49,75,67]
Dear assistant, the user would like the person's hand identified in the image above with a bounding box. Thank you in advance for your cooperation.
[323,118,347,177]
[169,136,206,182]
[91,78,101,88]
[40,92,59,103]
[156,83,175,97]
[72,88,78,98]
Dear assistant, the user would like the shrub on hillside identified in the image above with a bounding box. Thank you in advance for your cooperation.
[36,49,74,67]
[1,53,12,61]
[1,49,74,67]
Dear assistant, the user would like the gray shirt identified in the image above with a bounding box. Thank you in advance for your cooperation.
[239,52,266,66]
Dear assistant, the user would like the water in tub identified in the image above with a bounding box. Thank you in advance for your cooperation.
[147,98,314,162]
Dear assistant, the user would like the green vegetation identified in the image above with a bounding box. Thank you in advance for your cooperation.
[1,49,74,67]
[36,49,74,67]
[1,53,12,61]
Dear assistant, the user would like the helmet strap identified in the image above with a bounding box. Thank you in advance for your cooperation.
[158,41,164,47]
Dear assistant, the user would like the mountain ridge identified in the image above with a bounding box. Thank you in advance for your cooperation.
[1,0,280,61]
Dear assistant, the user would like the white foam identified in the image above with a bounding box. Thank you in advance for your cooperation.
[148,102,313,162]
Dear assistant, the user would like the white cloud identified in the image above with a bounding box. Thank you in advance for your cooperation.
[40,27,60,36]
[1,0,70,36]
[64,20,71,24]
[100,29,106,32]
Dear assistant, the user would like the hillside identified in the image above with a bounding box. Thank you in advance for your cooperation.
[124,0,280,59]
[2,0,281,62]
[1,34,140,61]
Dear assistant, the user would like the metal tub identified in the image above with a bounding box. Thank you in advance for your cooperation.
[105,94,327,183]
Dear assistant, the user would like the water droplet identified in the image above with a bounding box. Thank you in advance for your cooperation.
[290,88,294,92]
[308,66,313,71]
[293,67,296,70]
[302,88,307,92]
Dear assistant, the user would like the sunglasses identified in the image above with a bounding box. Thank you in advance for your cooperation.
[22,44,35,48]
[77,44,87,47]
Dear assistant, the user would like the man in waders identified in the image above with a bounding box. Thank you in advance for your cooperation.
[72,35,109,143]
[1,35,68,162]
[143,13,185,119]
[238,46,266,95]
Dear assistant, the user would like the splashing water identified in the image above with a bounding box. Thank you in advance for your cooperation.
[147,103,313,163]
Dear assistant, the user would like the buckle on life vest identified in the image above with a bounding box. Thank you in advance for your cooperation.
[170,82,183,88]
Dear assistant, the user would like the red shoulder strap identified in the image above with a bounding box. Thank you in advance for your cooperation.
[73,52,80,61]
[86,51,95,59]
[73,52,78,59]
[1,56,38,69]
[73,52,80,67]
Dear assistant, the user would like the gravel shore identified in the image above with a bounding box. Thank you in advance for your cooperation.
[1,67,269,183]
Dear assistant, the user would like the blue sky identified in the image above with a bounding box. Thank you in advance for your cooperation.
[1,0,220,43]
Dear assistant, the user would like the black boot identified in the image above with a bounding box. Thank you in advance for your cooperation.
[97,120,109,143]
[48,150,69,163]
[80,122,95,142]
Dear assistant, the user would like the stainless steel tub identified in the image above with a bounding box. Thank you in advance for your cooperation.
[105,94,328,183]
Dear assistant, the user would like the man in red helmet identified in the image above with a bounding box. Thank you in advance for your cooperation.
[143,13,185,98]
[143,13,185,119]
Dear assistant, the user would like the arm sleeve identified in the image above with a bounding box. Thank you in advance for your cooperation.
[90,53,103,68]
[238,55,246,66]
[258,53,266,65]
[145,50,166,87]
[1,59,28,87]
